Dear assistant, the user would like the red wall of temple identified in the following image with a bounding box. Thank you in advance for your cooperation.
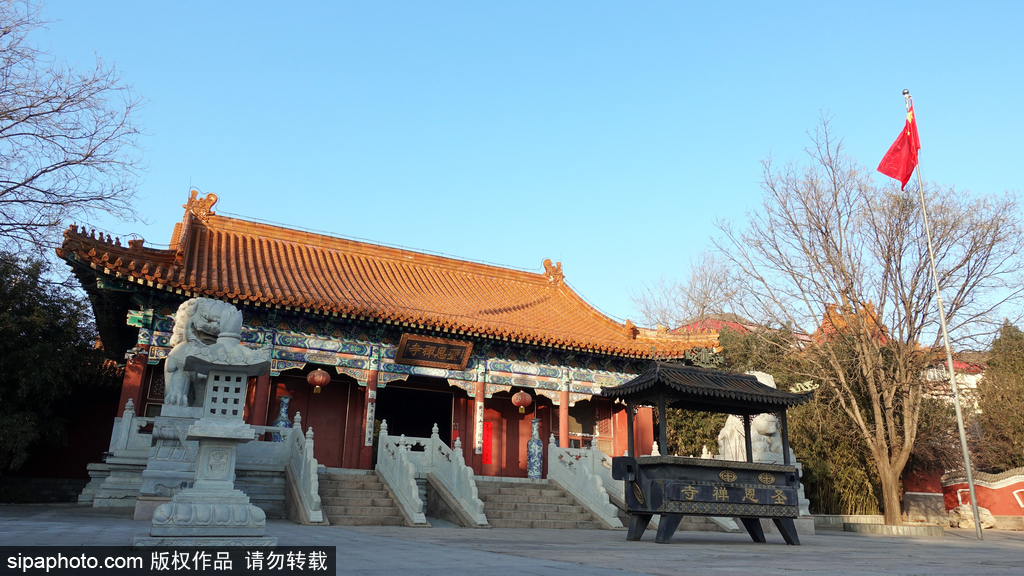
[270,374,353,469]
[612,404,627,456]
[452,395,473,464]
[943,480,1024,516]
[611,404,655,457]
[903,469,943,494]
[635,407,655,456]
[478,392,551,477]
[342,383,365,469]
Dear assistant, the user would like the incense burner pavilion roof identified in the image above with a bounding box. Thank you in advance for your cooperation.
[602,361,813,415]
[58,192,714,358]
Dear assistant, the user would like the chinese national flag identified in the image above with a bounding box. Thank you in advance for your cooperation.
[877,103,921,190]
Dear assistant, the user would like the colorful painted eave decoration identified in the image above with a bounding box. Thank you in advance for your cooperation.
[133,309,627,404]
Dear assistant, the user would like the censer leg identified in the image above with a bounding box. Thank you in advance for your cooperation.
[627,513,653,541]
[740,517,767,543]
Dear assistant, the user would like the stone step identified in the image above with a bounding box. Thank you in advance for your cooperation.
[326,515,406,526]
[319,479,386,488]
[486,518,603,529]
[475,481,548,488]
[318,472,408,528]
[319,488,390,500]
[319,496,395,508]
[479,480,604,529]
[483,502,585,514]
[485,510,594,522]
[476,480,548,487]
[321,472,377,481]
[476,486,563,498]
[482,494,574,505]
[322,505,401,517]
[319,473,385,481]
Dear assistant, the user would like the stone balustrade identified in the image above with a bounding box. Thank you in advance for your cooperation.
[420,424,487,526]
[375,422,428,525]
[546,435,622,528]
[90,398,322,527]
[375,422,486,526]
[108,399,156,454]
[286,412,323,524]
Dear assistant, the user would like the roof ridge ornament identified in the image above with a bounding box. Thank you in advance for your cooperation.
[183,189,218,223]
[542,258,564,284]
[623,319,637,340]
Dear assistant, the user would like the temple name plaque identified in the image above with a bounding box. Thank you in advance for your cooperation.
[395,333,473,370]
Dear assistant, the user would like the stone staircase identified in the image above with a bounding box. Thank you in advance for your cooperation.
[478,480,603,529]
[318,471,405,526]
[236,469,287,519]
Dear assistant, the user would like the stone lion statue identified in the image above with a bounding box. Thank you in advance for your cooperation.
[717,372,794,465]
[163,297,246,406]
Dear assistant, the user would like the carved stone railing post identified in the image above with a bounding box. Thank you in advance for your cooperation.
[546,434,622,528]
[285,411,323,524]
[587,444,622,501]
[375,421,427,525]
[110,399,136,451]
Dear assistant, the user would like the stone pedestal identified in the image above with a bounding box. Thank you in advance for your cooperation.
[135,419,276,546]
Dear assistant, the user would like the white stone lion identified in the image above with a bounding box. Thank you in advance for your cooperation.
[163,298,245,406]
[716,372,795,465]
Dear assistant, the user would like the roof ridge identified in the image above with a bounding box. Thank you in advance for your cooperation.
[204,213,562,287]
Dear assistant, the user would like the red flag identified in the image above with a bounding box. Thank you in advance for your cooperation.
[877,103,921,190]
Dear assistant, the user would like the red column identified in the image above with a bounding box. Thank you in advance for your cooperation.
[251,373,271,426]
[357,347,381,470]
[558,390,570,448]
[117,349,148,417]
[635,406,655,456]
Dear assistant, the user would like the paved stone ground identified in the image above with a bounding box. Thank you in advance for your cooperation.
[1,504,1022,575]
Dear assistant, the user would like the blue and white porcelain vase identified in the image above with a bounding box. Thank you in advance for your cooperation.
[271,395,292,442]
[527,418,543,479]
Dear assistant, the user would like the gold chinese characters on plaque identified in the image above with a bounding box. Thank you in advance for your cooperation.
[395,334,474,370]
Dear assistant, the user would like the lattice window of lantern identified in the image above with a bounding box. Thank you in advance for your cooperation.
[204,369,247,420]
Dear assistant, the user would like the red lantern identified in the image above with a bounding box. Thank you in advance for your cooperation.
[511,390,532,414]
[307,368,330,393]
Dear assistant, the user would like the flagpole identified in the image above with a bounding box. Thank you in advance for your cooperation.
[903,89,983,540]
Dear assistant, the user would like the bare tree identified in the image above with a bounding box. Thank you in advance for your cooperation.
[630,251,741,328]
[0,0,143,255]
[716,115,1024,524]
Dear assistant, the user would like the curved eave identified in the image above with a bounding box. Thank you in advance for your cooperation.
[603,361,814,412]
[58,224,717,359]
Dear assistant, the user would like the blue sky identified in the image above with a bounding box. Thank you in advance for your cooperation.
[41,1,1023,324]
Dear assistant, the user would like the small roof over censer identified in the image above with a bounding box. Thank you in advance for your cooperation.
[601,361,813,416]
[602,361,814,464]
